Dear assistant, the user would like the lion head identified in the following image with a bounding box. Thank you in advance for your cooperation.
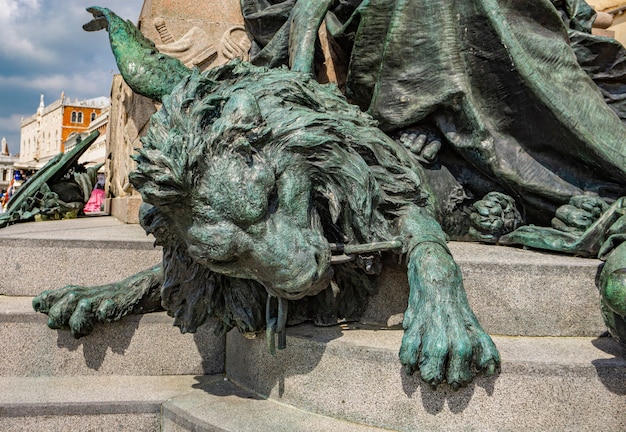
[129,60,432,334]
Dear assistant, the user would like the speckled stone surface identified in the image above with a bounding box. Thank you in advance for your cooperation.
[0,375,214,431]
[162,377,388,432]
[0,413,159,432]
[0,217,161,296]
[363,242,605,337]
[0,296,224,377]
[225,324,626,432]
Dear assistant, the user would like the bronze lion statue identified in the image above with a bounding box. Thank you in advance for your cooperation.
[33,3,626,389]
[33,8,501,389]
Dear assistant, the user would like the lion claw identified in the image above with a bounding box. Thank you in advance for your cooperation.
[470,192,523,243]
[400,303,500,389]
[33,284,135,338]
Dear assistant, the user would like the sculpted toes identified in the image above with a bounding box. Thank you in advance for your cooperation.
[32,290,54,313]
[34,287,74,313]
[469,192,522,242]
[34,285,88,314]
[421,140,441,163]
[551,195,608,234]
[482,359,498,377]
[399,330,422,374]
[481,347,501,373]
[418,337,448,387]
[69,299,96,338]
[46,291,81,329]
[96,299,118,322]
[396,128,442,164]
[479,349,501,376]
[446,336,474,388]
[474,331,501,375]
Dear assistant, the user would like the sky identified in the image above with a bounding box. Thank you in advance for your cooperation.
[0,0,144,154]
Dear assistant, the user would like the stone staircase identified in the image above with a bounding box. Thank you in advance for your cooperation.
[0,217,223,431]
[0,217,624,431]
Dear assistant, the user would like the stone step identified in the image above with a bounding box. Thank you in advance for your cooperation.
[3,333,623,432]
[0,217,162,297]
[0,374,211,432]
[0,295,224,377]
[2,331,623,432]
[162,377,389,432]
[365,241,606,337]
[225,324,626,432]
[0,217,606,337]
[0,374,390,432]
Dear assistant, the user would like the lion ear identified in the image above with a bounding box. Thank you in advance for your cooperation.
[211,89,271,149]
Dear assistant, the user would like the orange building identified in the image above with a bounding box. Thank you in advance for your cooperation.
[60,103,105,148]
[18,94,109,170]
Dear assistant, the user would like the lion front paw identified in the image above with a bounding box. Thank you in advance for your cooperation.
[33,284,140,338]
[33,265,163,338]
[469,192,523,243]
[399,303,500,389]
[551,195,608,234]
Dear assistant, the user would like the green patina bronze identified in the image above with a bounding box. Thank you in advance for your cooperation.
[33,1,626,390]
[241,0,626,344]
[0,131,103,228]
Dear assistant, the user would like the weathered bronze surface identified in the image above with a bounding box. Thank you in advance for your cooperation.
[241,0,626,344]
[33,2,626,389]
[0,131,103,228]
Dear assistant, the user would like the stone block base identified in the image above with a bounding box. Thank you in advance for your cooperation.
[109,196,143,224]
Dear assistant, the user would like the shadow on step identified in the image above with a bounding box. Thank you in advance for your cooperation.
[55,316,140,370]
[221,324,345,398]
[46,314,224,375]
[591,336,626,395]
[190,323,500,415]
[400,366,498,414]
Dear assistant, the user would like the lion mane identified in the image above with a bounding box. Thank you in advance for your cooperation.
[129,60,433,335]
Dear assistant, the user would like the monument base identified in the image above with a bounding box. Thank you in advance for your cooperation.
[109,196,142,224]
[1,219,624,431]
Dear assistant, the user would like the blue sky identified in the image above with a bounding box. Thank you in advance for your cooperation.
[0,1,144,154]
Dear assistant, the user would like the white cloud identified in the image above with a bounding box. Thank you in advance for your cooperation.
[0,0,40,20]
[0,113,25,132]
[0,0,143,152]
[0,1,52,63]
[0,69,117,97]
[0,1,143,65]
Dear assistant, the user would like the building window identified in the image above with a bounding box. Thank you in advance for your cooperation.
[71,111,77,123]
[77,112,83,123]
[91,112,97,122]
